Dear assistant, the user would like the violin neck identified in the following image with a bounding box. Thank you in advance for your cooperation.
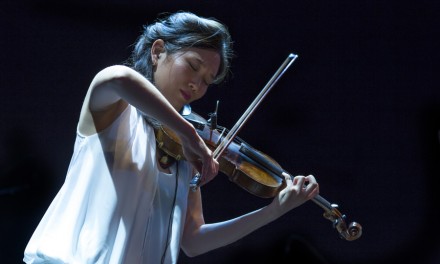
[239,143,337,212]
[312,195,334,212]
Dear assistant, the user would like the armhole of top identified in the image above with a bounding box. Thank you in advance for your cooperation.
[77,101,130,138]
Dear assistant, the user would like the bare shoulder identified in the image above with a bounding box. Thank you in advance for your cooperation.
[91,65,136,87]
[77,65,132,136]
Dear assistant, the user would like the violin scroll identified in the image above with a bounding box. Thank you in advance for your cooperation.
[314,197,362,241]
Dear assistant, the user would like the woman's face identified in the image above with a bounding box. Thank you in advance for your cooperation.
[153,47,221,111]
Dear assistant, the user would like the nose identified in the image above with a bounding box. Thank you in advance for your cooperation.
[189,82,197,92]
[189,78,202,93]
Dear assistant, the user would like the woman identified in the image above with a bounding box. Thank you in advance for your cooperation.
[23,11,319,263]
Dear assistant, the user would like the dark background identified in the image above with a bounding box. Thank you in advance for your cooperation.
[1,0,439,263]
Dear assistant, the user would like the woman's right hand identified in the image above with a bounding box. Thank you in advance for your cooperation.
[178,127,219,185]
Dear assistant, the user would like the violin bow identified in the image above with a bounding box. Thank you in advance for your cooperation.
[189,53,362,241]
[190,54,298,189]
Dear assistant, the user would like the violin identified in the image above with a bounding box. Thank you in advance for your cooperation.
[154,54,362,241]
[155,109,362,241]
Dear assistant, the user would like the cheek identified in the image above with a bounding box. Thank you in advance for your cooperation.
[153,67,167,88]
[169,64,191,84]
[195,86,208,100]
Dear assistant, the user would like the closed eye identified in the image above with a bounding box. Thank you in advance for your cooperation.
[188,61,198,71]
[188,59,213,86]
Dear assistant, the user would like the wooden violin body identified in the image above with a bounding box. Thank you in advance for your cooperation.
[155,111,284,198]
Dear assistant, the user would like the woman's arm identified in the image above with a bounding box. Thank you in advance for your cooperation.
[78,65,218,180]
[78,65,189,135]
[181,173,319,257]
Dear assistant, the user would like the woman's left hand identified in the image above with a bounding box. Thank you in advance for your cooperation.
[269,173,319,217]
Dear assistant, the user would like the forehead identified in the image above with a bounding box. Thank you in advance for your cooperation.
[177,48,221,74]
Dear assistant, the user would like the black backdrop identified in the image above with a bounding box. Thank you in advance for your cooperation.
[1,0,439,263]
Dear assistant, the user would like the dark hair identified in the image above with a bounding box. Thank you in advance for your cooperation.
[127,12,233,84]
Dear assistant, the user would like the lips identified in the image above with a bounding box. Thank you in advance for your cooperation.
[180,89,191,101]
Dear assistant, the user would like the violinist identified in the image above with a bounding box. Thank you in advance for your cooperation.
[23,11,319,263]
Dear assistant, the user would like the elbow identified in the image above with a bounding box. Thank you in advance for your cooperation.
[181,239,203,257]
[181,238,221,258]
[181,248,199,258]
[181,230,211,257]
[181,246,210,258]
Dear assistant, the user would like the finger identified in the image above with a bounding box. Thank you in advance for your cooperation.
[304,175,318,190]
[305,174,316,182]
[209,159,219,180]
[190,160,203,178]
[282,172,293,187]
[200,156,219,185]
[304,175,319,197]
[292,175,306,187]
[307,187,319,199]
[201,155,213,180]
[199,145,212,173]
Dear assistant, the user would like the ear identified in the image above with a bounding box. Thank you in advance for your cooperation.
[151,39,165,65]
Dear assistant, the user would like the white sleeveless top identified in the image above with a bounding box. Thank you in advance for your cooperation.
[23,105,192,264]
